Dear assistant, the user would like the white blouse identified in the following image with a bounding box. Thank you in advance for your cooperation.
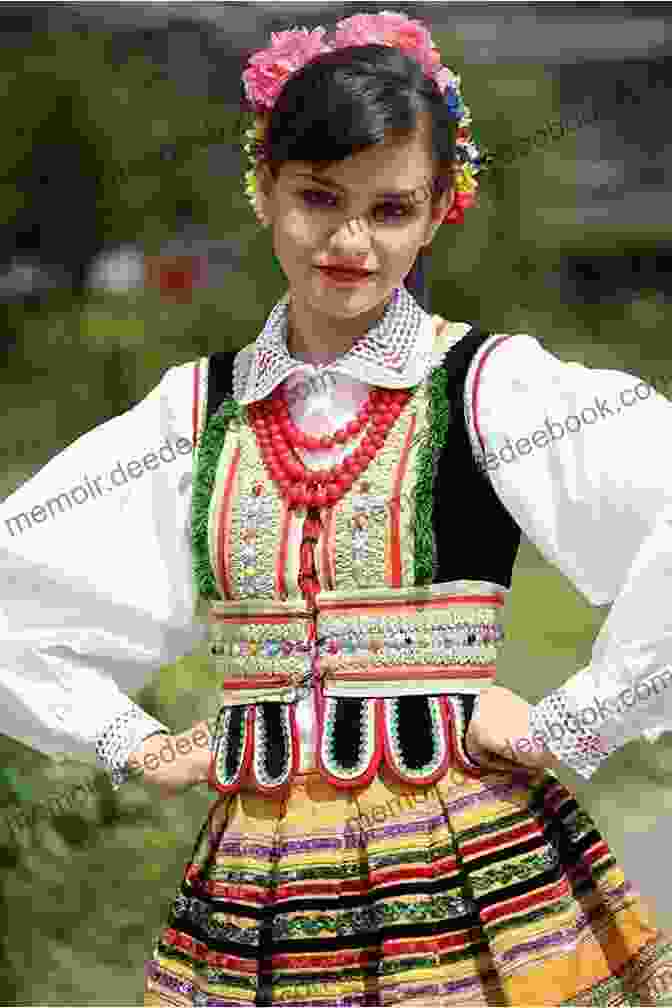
[2,310,671,786]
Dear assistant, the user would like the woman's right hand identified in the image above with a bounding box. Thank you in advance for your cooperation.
[127,720,212,800]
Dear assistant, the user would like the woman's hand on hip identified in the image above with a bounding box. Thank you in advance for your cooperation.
[465,685,562,774]
[127,720,213,800]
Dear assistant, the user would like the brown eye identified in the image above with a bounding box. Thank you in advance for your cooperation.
[300,189,338,208]
[371,201,413,223]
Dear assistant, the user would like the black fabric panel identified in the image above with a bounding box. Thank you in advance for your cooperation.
[205,350,237,426]
[225,706,245,780]
[434,327,521,588]
[260,703,287,781]
[332,699,365,769]
[395,697,435,770]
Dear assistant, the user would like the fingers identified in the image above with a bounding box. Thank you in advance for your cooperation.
[466,736,536,774]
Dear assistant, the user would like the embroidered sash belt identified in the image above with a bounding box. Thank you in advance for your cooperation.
[205,583,508,794]
[208,583,505,704]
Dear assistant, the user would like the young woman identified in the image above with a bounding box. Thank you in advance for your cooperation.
[2,11,672,1006]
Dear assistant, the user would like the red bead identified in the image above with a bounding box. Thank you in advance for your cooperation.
[361,445,376,461]
[389,401,403,417]
[305,435,322,451]
[313,488,327,508]
[345,420,360,436]
[371,432,385,448]
[334,430,348,444]
[299,542,314,568]
[343,457,359,474]
[287,461,304,480]
[325,484,340,505]
[295,484,310,508]
[304,517,322,538]
[319,435,333,449]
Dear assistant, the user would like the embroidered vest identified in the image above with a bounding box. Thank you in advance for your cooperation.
[190,319,521,794]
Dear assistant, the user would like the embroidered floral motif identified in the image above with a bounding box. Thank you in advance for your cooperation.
[351,480,389,581]
[238,484,276,597]
[318,608,503,669]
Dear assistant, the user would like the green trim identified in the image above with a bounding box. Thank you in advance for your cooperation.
[191,392,244,600]
[414,362,450,585]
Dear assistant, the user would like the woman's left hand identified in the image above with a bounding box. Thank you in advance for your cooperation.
[465,685,561,774]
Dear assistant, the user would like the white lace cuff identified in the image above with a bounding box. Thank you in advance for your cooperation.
[94,701,170,790]
[529,688,617,780]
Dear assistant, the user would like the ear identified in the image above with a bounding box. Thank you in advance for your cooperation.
[254,163,275,227]
[422,186,452,247]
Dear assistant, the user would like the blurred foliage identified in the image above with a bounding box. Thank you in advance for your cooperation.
[1,14,671,1006]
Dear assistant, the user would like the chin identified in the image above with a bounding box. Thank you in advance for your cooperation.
[307,276,392,317]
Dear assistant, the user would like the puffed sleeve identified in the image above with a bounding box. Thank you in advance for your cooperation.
[464,332,672,779]
[0,359,209,788]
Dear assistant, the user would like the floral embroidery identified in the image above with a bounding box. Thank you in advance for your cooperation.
[238,483,275,598]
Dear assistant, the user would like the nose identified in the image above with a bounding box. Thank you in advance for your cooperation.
[327,216,372,258]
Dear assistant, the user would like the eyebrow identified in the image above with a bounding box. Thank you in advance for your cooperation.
[291,171,431,200]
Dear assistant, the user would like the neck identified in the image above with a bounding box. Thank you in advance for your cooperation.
[286,291,393,366]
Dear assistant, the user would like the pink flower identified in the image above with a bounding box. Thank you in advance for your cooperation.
[434,66,461,97]
[333,11,435,70]
[242,27,331,110]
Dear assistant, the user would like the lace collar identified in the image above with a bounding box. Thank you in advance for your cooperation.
[233,285,440,404]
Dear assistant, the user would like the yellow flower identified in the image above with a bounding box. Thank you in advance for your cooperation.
[244,169,257,195]
[455,164,476,194]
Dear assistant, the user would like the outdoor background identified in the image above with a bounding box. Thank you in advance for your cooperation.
[1,2,671,1003]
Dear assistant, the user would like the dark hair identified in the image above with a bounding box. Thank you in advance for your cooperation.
[254,44,457,311]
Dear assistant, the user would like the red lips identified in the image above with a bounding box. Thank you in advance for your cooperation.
[316,261,375,276]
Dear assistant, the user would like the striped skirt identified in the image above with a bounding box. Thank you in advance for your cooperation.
[144,765,672,1006]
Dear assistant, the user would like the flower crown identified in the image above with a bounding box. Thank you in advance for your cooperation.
[241,11,484,226]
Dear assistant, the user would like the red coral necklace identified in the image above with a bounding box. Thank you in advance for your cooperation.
[248,385,411,511]
[248,385,411,610]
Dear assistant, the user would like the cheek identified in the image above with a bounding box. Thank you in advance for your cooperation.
[274,210,317,260]
[383,219,430,262]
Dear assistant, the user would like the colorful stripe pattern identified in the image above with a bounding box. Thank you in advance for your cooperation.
[145,766,672,1006]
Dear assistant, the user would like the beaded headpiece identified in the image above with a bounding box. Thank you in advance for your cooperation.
[241,10,484,226]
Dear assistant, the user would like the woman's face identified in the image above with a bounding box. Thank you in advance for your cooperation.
[257,124,451,321]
